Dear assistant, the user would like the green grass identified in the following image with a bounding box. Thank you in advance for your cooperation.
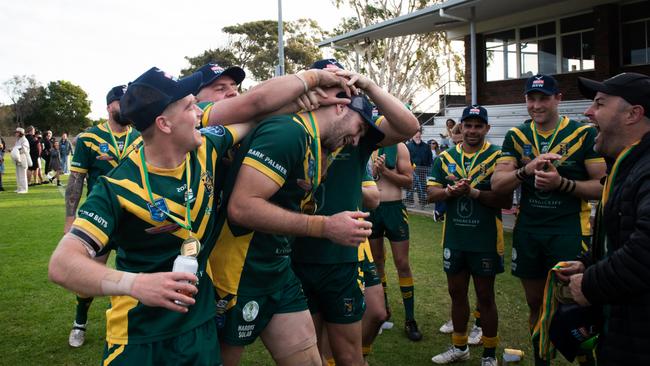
[0,153,570,365]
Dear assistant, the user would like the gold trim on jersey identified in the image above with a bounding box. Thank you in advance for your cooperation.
[70,166,88,174]
[496,156,517,164]
[585,157,605,164]
[362,181,376,187]
[73,217,110,246]
[243,157,285,187]
[105,295,138,344]
[200,103,214,128]
[103,344,125,366]
[208,222,254,294]
[82,141,119,168]
[511,128,538,156]
[496,217,504,255]
[357,239,374,262]
[580,200,591,236]
[427,181,443,187]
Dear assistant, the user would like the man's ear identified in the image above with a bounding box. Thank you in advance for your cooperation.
[154,115,173,135]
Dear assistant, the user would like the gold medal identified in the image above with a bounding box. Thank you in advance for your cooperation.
[181,237,201,257]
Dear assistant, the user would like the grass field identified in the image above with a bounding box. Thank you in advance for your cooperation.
[0,154,572,365]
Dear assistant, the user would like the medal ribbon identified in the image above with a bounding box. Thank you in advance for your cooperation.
[458,141,488,181]
[139,146,193,234]
[531,116,564,156]
[295,112,323,194]
[106,123,132,161]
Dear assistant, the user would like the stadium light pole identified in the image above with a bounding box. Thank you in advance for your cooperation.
[276,0,285,76]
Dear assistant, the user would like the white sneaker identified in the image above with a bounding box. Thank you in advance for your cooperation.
[431,346,470,364]
[439,319,453,334]
[468,325,483,345]
[481,357,498,366]
[69,322,87,347]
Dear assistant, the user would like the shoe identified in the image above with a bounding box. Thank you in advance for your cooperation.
[439,319,454,334]
[481,357,498,366]
[68,322,87,347]
[431,346,470,364]
[16,190,28,194]
[468,325,483,345]
[57,182,62,186]
[405,319,423,341]
[0,187,5,191]
[381,321,394,330]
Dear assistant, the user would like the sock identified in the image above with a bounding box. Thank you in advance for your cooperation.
[473,307,481,327]
[326,358,335,366]
[75,295,94,325]
[362,346,372,358]
[482,336,498,358]
[452,332,468,351]
[381,274,389,310]
[399,276,415,321]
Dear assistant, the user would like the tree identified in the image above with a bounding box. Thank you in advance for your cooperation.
[2,75,41,126]
[331,0,462,105]
[34,81,92,134]
[182,19,327,80]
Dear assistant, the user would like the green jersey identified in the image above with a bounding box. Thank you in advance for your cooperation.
[209,113,323,296]
[292,135,379,264]
[71,127,234,345]
[71,123,142,194]
[428,142,503,253]
[498,117,603,235]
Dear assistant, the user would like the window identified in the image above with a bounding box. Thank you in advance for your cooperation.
[621,2,650,65]
[484,13,594,81]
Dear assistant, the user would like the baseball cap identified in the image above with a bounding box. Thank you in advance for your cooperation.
[549,303,600,362]
[15,127,25,134]
[310,58,345,70]
[120,67,202,131]
[461,104,488,124]
[336,91,384,141]
[578,72,650,117]
[195,63,245,92]
[525,74,559,95]
[106,85,127,105]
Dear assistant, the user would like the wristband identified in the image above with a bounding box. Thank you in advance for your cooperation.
[293,73,309,93]
[100,271,137,296]
[298,70,318,90]
[306,215,326,238]
[515,167,528,181]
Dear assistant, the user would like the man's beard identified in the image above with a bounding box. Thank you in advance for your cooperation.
[111,110,131,126]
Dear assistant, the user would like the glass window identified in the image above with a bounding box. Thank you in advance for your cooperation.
[485,30,517,81]
[621,1,650,22]
[520,38,556,76]
[622,21,649,65]
[561,13,593,33]
[561,31,594,72]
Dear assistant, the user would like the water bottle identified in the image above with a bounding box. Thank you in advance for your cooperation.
[502,348,524,365]
[172,255,198,306]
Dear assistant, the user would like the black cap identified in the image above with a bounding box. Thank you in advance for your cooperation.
[120,67,202,131]
[461,105,488,124]
[195,63,245,92]
[549,303,599,362]
[106,85,127,105]
[525,74,559,95]
[310,58,345,70]
[336,91,384,141]
[578,72,650,117]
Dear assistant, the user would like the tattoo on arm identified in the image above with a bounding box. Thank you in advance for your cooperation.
[65,172,86,217]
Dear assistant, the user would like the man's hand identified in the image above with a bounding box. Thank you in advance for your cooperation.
[332,69,375,93]
[323,211,372,247]
[555,261,586,282]
[569,273,591,306]
[373,154,387,176]
[447,179,471,198]
[534,161,563,191]
[524,153,562,175]
[312,69,352,96]
[130,272,199,313]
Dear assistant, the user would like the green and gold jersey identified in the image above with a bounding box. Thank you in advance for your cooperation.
[358,169,376,261]
[70,123,142,194]
[428,142,504,253]
[72,127,234,345]
[197,101,215,129]
[292,134,379,264]
[209,113,324,296]
[498,117,604,235]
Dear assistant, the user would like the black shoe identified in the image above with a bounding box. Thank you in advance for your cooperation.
[0,187,5,191]
[405,319,423,341]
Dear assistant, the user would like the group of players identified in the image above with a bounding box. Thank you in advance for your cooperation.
[47,55,608,366]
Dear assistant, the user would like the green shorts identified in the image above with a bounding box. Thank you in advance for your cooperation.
[443,247,504,276]
[511,230,588,279]
[102,319,221,366]
[216,271,308,346]
[292,261,366,324]
[368,200,409,241]
[361,254,381,288]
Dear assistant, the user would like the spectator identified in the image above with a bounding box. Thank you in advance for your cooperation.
[440,119,456,149]
[59,132,72,174]
[48,140,63,186]
[11,127,30,193]
[0,134,5,191]
[406,129,433,208]
[25,126,38,185]
[33,131,44,185]
[42,130,54,176]
[429,139,441,158]
[451,123,463,145]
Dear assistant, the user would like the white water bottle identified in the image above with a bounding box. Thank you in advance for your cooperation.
[172,255,198,306]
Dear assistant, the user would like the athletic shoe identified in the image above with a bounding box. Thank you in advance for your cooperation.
[468,325,483,345]
[405,319,423,341]
[431,346,470,364]
[16,190,28,194]
[381,321,394,330]
[69,322,87,347]
[481,357,498,366]
[439,319,454,334]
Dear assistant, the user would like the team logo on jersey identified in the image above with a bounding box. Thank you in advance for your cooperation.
[443,248,451,260]
[201,125,225,137]
[184,188,195,204]
[479,163,488,177]
[99,143,109,153]
[147,198,168,222]
[242,301,259,322]
[343,298,355,316]
[201,171,214,197]
[456,196,474,218]
[534,189,553,200]
[559,142,569,156]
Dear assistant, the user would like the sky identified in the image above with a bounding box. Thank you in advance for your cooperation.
[0,0,350,120]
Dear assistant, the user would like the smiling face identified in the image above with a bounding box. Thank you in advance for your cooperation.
[583,92,631,158]
[160,95,204,151]
[525,91,561,128]
[321,108,367,151]
[461,118,489,147]
[196,75,239,103]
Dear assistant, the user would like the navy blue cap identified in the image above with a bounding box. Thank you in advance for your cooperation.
[120,67,202,131]
[461,105,488,124]
[578,72,650,117]
[196,63,245,92]
[336,91,384,141]
[310,58,345,70]
[549,303,600,362]
[106,85,127,105]
[525,74,559,95]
